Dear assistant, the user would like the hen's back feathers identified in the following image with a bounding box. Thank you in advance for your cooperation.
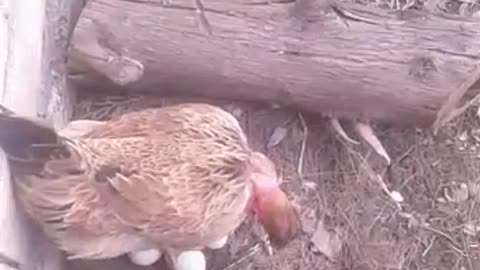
[0,103,255,259]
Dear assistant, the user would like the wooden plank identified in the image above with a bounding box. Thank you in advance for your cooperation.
[0,0,75,269]
[0,1,7,94]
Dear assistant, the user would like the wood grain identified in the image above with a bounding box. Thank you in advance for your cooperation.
[69,0,480,126]
[0,0,75,269]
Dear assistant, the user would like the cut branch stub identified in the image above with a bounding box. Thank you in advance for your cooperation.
[69,17,144,86]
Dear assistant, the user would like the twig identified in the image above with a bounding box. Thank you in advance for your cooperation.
[359,156,403,205]
[421,236,436,257]
[224,243,261,270]
[297,112,308,177]
[433,66,480,135]
[353,122,391,165]
[434,88,480,130]
[330,118,360,144]
[420,225,465,254]
[374,173,403,206]
[262,234,273,256]
[461,231,474,270]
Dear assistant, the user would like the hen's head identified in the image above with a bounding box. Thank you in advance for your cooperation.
[248,152,301,248]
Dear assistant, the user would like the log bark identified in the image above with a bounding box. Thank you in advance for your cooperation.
[0,0,76,269]
[69,0,480,126]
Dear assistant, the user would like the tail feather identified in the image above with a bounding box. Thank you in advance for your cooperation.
[0,114,59,159]
[0,114,68,177]
[0,115,100,178]
[6,144,74,175]
[7,155,49,174]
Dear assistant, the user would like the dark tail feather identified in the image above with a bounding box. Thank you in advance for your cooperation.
[0,114,60,159]
[7,155,49,175]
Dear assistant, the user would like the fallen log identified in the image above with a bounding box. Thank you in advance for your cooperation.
[69,0,480,126]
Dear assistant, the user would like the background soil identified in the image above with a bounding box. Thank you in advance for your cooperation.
[64,0,480,270]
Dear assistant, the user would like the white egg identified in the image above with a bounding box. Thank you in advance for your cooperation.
[127,248,161,266]
[206,235,228,250]
[176,250,206,270]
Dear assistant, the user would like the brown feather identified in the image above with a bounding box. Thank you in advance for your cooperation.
[0,103,298,260]
[255,189,301,248]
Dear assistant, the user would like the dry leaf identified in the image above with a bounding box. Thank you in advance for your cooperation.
[444,183,469,203]
[267,126,288,147]
[301,210,317,235]
[471,129,480,142]
[224,104,244,119]
[458,130,469,142]
[303,180,317,190]
[463,222,480,236]
[310,221,342,260]
[467,181,480,198]
[436,197,447,203]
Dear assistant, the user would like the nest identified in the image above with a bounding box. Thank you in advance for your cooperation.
[63,87,480,270]
[60,1,480,269]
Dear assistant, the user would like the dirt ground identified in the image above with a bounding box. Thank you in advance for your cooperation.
[61,86,480,270]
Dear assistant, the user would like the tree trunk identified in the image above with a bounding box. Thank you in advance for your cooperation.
[69,0,480,126]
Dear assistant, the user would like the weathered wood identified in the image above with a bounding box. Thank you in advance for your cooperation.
[69,0,480,126]
[0,0,75,269]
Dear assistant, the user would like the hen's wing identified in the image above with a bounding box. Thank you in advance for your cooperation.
[77,104,251,248]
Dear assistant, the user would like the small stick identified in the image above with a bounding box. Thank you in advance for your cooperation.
[433,89,480,130]
[353,122,391,165]
[420,225,465,254]
[297,112,308,177]
[433,66,480,134]
[224,243,261,270]
[374,173,403,206]
[421,236,436,257]
[330,118,360,145]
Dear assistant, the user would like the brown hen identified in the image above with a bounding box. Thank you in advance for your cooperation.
[0,103,300,263]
